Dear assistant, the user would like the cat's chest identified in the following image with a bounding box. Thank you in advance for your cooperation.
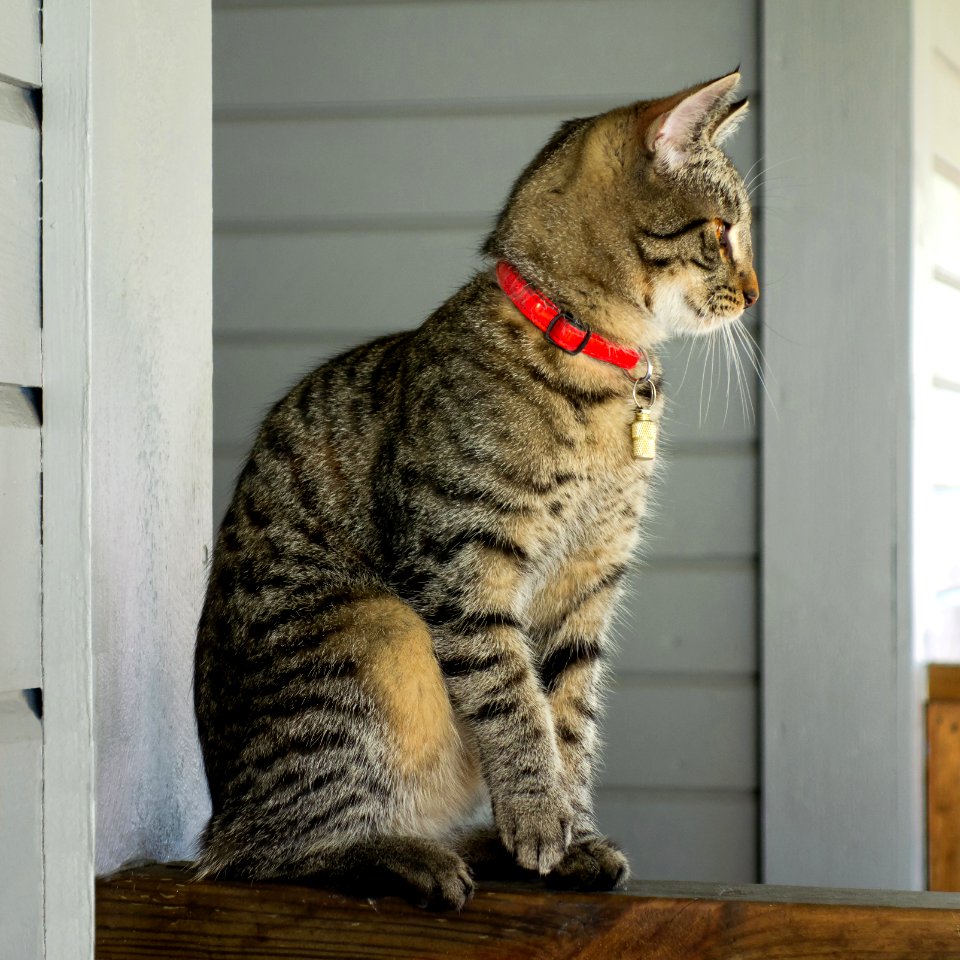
[523,396,661,553]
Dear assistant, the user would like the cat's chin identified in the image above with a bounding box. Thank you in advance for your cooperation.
[684,310,744,337]
[649,288,743,339]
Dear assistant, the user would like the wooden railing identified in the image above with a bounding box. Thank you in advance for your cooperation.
[928,663,960,891]
[96,865,960,958]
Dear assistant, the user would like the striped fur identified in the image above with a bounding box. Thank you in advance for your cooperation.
[194,72,758,909]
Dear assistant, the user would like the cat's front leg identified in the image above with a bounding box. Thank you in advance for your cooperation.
[530,554,634,889]
[433,619,573,875]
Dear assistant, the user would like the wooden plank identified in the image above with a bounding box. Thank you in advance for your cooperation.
[602,678,756,790]
[41,3,98,953]
[214,228,484,336]
[80,0,213,876]
[595,789,756,882]
[928,701,960,890]
[0,81,41,386]
[762,0,918,889]
[214,442,755,563]
[0,385,41,690]
[214,0,756,108]
[929,665,960,702]
[96,865,960,959]
[617,564,756,675]
[0,693,43,960]
[213,113,757,223]
[0,0,40,87]
[41,0,213,952]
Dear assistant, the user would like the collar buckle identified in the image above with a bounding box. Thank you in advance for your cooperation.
[544,312,593,356]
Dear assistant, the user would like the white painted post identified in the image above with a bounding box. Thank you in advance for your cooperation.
[42,1,212,955]
[761,0,921,889]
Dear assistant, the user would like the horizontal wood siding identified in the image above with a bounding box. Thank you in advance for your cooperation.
[595,790,756,882]
[0,694,42,958]
[213,0,760,882]
[0,0,40,87]
[214,0,758,108]
[215,113,755,225]
[0,82,41,386]
[0,387,41,691]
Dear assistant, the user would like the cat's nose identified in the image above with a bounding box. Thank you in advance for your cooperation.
[741,269,760,308]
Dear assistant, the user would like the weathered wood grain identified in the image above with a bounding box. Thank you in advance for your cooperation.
[928,701,960,891]
[95,866,960,959]
[928,665,960,703]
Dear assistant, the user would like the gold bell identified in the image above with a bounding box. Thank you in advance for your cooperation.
[631,408,657,461]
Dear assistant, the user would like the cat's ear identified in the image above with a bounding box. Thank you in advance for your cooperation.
[642,71,741,169]
[709,96,750,146]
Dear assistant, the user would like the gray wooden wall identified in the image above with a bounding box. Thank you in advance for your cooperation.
[213,0,761,882]
[0,1,42,954]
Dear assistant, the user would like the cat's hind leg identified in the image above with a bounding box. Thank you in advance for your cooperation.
[196,591,482,908]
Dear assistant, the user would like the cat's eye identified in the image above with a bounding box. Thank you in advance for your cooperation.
[715,219,733,259]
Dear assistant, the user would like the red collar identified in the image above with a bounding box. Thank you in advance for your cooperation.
[495,261,642,371]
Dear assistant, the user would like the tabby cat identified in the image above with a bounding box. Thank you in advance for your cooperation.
[194,70,758,909]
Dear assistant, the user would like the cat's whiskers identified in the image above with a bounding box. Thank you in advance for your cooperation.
[731,316,776,419]
[744,156,793,197]
[725,319,754,424]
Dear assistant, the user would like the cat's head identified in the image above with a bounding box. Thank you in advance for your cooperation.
[483,71,758,345]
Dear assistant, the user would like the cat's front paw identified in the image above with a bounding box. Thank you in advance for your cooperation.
[495,786,573,875]
[546,834,630,891]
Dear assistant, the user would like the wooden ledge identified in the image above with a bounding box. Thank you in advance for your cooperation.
[96,865,960,959]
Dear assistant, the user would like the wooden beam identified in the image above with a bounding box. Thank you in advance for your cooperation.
[97,866,960,959]
[928,701,960,890]
[928,665,960,702]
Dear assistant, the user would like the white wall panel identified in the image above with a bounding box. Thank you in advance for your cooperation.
[932,52,960,170]
[930,169,960,284]
[214,0,756,109]
[928,279,960,387]
[0,82,41,386]
[596,790,756,882]
[0,694,42,960]
[0,0,40,87]
[763,0,916,889]
[0,386,41,691]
